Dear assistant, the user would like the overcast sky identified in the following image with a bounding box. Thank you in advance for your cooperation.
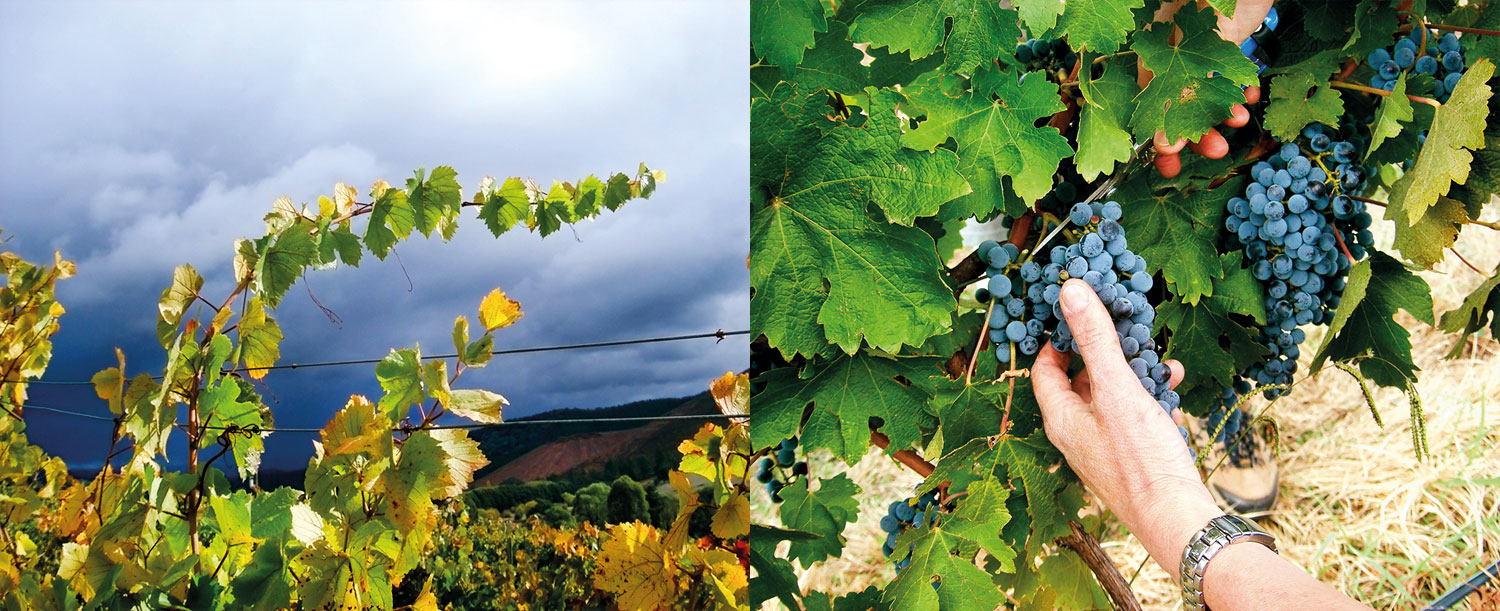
[1,1,748,471]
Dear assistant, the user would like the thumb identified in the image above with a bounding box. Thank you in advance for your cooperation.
[1058,279,1136,387]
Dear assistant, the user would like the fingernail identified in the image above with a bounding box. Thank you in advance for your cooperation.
[1061,281,1090,315]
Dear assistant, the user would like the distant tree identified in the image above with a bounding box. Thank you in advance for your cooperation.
[646,488,678,528]
[606,475,650,524]
[540,503,575,528]
[572,482,610,526]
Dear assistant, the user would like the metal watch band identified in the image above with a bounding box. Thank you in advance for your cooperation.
[1180,514,1278,611]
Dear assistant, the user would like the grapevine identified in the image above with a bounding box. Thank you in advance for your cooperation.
[750,0,1500,608]
[0,163,709,609]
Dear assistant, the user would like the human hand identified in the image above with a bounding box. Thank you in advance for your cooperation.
[1140,0,1276,178]
[1032,279,1221,578]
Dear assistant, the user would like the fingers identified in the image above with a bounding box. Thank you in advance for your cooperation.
[1165,360,1185,390]
[1243,85,1261,105]
[1057,280,1138,388]
[1223,103,1251,128]
[1153,153,1182,178]
[1031,341,1077,406]
[1153,130,1187,155]
[1186,129,1229,159]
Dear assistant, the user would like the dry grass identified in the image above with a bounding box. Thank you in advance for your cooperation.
[753,204,1500,609]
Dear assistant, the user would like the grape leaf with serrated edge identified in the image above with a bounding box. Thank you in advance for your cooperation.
[1076,54,1139,180]
[778,474,861,565]
[1312,252,1434,387]
[1013,0,1064,37]
[1391,195,1467,268]
[750,354,934,463]
[751,84,965,357]
[902,68,1074,204]
[1438,259,1500,357]
[1368,74,1414,160]
[883,479,1014,611]
[849,0,1021,76]
[1114,174,1244,304]
[919,435,1069,550]
[1129,4,1260,142]
[748,525,818,609]
[752,0,828,70]
[1387,59,1495,227]
[1262,51,1345,141]
[1057,0,1144,55]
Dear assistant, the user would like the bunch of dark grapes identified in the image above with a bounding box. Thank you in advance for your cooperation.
[974,200,1190,448]
[1367,28,1469,102]
[879,489,945,573]
[1014,37,1077,80]
[1223,133,1372,399]
[755,436,806,502]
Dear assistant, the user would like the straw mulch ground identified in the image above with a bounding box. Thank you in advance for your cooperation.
[753,207,1500,609]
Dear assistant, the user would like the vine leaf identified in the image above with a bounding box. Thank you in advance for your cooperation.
[1013,0,1065,37]
[1076,54,1139,181]
[1387,58,1496,227]
[884,480,1013,611]
[594,522,678,610]
[1437,259,1500,358]
[1037,551,1112,610]
[1367,74,1414,160]
[157,263,203,344]
[478,288,523,331]
[478,177,531,237]
[1262,50,1345,141]
[1056,0,1142,54]
[1312,252,1434,388]
[751,355,933,464]
[238,296,282,380]
[778,474,861,565]
[375,348,427,417]
[1129,4,1259,142]
[903,68,1074,204]
[751,0,827,70]
[751,84,963,357]
[849,0,1021,76]
[444,389,506,424]
[1390,195,1467,268]
[928,378,1008,450]
[747,525,817,609]
[254,224,317,308]
[1114,175,1240,303]
[922,435,1068,550]
[1158,296,1270,398]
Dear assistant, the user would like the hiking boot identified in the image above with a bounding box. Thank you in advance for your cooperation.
[1193,407,1279,515]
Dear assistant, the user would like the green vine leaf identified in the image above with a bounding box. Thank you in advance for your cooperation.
[1438,259,1500,358]
[1076,54,1139,180]
[1367,73,1414,161]
[751,84,964,357]
[751,0,828,70]
[1312,252,1434,388]
[1114,176,1242,304]
[778,474,862,565]
[1056,0,1143,54]
[751,354,934,464]
[1129,3,1259,142]
[884,480,1013,611]
[849,0,1021,76]
[1262,51,1345,141]
[1387,58,1496,227]
[903,68,1074,205]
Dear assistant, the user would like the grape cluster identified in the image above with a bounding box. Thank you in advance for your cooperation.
[755,436,807,503]
[1014,37,1077,79]
[974,201,1190,454]
[1223,132,1371,401]
[1366,28,1469,102]
[879,489,945,572]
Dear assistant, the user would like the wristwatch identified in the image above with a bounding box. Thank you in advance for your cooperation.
[1180,514,1278,610]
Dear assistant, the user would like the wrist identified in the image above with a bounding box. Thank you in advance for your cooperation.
[1141,492,1222,578]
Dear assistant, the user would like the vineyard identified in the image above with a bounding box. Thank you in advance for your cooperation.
[749,0,1500,609]
[0,166,751,609]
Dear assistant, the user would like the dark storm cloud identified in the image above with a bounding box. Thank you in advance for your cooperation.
[2,1,748,470]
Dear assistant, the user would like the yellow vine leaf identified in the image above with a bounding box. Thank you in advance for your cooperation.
[478,288,523,331]
[711,491,750,539]
[91,348,126,415]
[676,423,723,484]
[594,521,679,610]
[411,578,440,611]
[709,371,749,416]
[687,547,748,609]
[665,471,702,550]
[333,182,357,217]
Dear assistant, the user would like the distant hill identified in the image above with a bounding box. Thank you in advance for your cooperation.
[470,390,717,485]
